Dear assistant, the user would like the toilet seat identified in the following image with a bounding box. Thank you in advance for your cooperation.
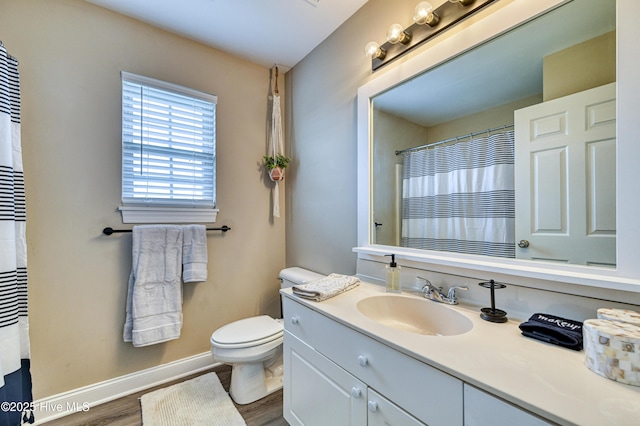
[211,315,283,349]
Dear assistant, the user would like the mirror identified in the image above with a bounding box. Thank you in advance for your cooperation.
[370,0,616,266]
[357,0,640,291]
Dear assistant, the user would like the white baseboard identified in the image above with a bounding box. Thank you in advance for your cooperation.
[33,352,219,424]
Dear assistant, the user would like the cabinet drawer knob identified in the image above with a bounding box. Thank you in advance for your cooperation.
[290,316,300,325]
[357,355,368,367]
[368,401,378,412]
[350,387,362,398]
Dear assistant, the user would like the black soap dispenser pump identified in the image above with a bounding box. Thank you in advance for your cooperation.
[385,254,401,293]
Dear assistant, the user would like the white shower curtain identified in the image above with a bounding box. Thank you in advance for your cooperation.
[401,130,515,258]
[0,43,33,425]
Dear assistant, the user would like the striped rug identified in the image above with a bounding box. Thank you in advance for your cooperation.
[141,373,246,425]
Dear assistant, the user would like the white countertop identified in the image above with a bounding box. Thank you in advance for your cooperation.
[281,281,640,426]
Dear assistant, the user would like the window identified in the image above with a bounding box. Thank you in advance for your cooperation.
[120,72,218,223]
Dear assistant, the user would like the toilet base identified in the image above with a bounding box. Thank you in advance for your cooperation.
[229,354,283,405]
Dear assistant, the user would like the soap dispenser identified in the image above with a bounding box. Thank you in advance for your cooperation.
[385,254,401,293]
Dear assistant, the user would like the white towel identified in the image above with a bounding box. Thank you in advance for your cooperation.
[182,225,208,283]
[292,273,360,302]
[124,225,184,347]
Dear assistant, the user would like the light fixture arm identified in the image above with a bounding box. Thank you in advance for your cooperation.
[450,0,475,6]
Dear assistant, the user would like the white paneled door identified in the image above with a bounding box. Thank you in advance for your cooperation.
[514,83,616,266]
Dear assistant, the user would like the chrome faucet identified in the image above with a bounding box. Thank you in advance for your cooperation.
[446,285,469,304]
[417,276,468,305]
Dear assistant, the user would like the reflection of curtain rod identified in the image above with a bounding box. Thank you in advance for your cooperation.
[395,123,514,155]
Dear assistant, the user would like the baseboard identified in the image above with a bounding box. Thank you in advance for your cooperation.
[33,352,219,424]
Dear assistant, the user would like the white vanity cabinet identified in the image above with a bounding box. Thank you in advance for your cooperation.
[282,296,463,425]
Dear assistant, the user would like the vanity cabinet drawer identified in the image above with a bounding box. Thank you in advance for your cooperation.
[285,297,463,426]
[367,389,425,426]
[282,297,321,348]
[463,385,552,426]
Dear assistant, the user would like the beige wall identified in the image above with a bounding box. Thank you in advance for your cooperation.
[424,95,542,144]
[544,31,616,101]
[372,110,428,246]
[1,0,286,398]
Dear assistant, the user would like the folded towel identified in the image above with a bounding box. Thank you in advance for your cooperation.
[292,273,360,302]
[124,225,184,347]
[518,313,583,351]
[182,225,208,283]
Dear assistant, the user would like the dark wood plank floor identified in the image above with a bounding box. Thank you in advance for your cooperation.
[43,364,288,426]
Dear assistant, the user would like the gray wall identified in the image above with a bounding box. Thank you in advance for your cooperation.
[285,0,432,275]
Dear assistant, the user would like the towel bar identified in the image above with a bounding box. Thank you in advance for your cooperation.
[103,226,230,235]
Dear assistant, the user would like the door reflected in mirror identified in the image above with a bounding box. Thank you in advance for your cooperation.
[371,0,616,267]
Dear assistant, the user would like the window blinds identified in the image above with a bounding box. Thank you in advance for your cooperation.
[121,72,217,208]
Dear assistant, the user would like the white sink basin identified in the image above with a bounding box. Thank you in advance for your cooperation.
[356,294,473,336]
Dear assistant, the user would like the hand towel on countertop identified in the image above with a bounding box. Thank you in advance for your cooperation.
[124,225,184,347]
[292,273,360,302]
[182,225,208,283]
[518,313,584,351]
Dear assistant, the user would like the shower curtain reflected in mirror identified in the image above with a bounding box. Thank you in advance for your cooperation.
[0,43,33,425]
[401,130,515,258]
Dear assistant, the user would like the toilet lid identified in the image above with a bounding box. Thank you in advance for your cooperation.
[211,315,283,346]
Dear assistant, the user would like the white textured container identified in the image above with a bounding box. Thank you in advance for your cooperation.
[597,308,640,326]
[583,319,640,386]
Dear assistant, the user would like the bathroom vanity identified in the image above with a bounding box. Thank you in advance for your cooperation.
[281,282,640,425]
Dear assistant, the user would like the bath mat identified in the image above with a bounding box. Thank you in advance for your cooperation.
[141,372,246,426]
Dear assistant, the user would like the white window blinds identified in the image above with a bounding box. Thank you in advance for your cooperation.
[121,72,217,209]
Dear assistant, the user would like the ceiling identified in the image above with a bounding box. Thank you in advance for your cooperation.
[85,0,370,71]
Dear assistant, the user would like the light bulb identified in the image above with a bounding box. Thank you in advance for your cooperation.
[364,41,386,60]
[386,23,411,45]
[413,1,440,27]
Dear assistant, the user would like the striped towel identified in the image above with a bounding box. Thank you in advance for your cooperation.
[292,273,360,302]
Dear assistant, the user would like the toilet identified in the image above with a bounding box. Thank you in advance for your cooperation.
[210,267,324,404]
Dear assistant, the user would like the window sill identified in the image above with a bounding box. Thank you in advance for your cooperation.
[119,206,219,224]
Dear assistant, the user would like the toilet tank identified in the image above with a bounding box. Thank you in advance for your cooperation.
[279,267,324,289]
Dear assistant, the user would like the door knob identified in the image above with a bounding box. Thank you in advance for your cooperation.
[357,355,368,367]
[351,387,362,398]
[368,401,378,412]
[518,240,530,248]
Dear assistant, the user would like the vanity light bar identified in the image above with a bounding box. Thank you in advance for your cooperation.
[369,0,497,71]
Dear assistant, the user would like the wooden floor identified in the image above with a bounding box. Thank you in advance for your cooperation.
[43,365,288,426]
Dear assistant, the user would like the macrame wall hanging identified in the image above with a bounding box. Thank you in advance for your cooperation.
[264,65,290,218]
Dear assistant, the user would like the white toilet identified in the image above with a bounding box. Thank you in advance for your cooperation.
[210,267,324,404]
